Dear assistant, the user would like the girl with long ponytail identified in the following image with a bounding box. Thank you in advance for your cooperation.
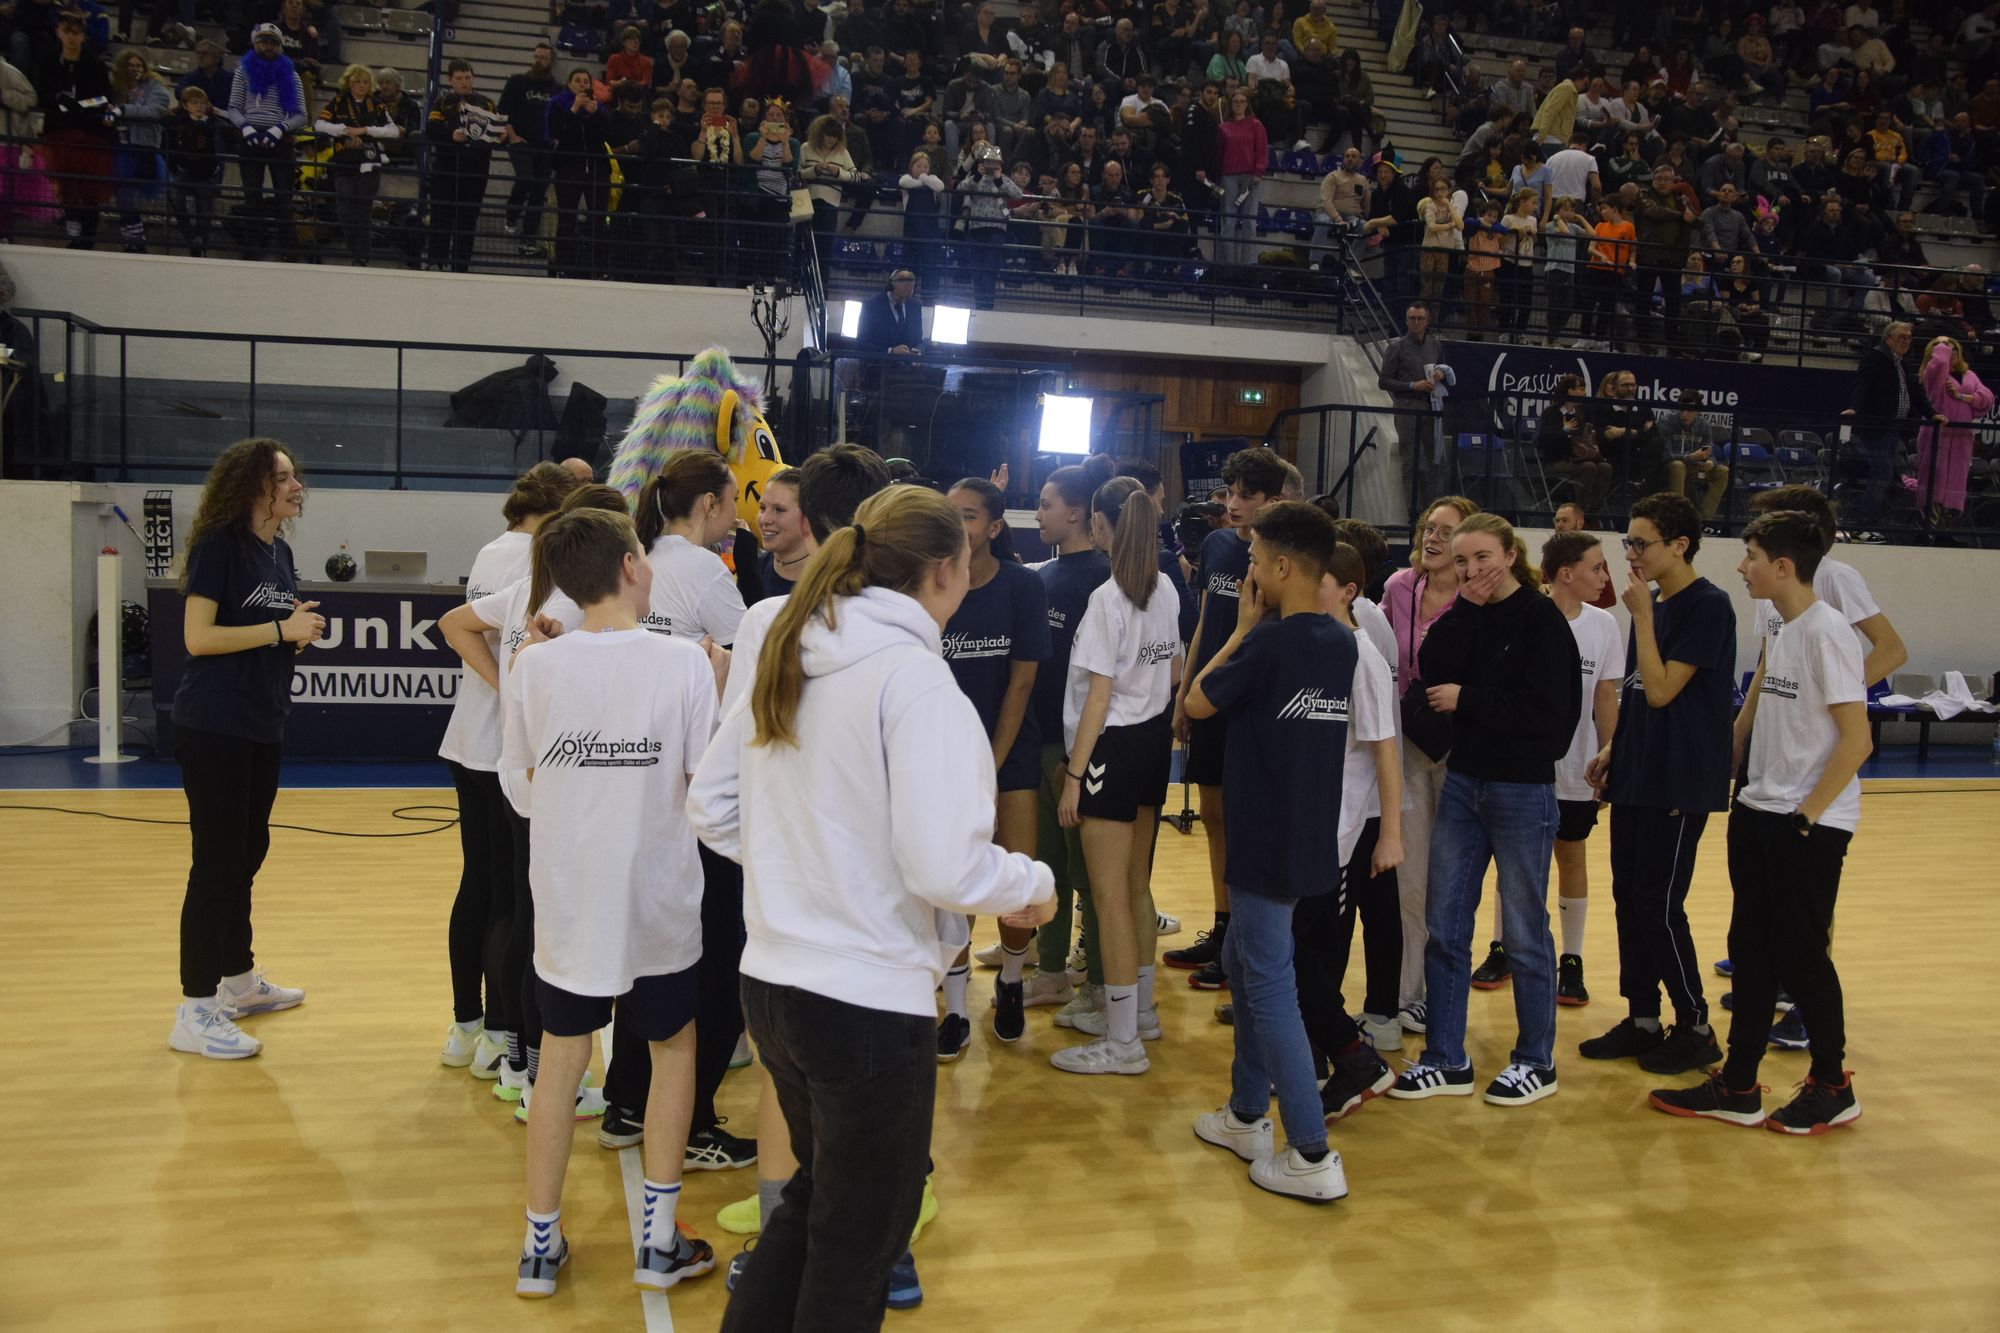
[1049,477,1184,1077]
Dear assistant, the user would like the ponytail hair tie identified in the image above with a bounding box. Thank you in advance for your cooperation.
[851,523,867,548]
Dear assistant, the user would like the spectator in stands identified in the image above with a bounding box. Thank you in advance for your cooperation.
[1584,196,1637,344]
[1308,144,1366,265]
[1696,140,1752,205]
[892,45,933,153]
[32,10,114,251]
[897,147,945,285]
[1916,333,1992,527]
[1216,85,1265,266]
[1291,0,1336,56]
[1802,196,1878,313]
[1462,198,1502,338]
[856,268,924,355]
[940,58,996,166]
[1246,29,1289,88]
[960,1,1009,71]
[960,141,1019,304]
[1139,161,1190,276]
[1209,29,1247,84]
[1656,389,1732,518]
[1542,195,1590,343]
[108,47,168,254]
[1602,80,1654,149]
[1867,108,1920,211]
[1594,368,1663,496]
[798,112,863,235]
[1699,181,1753,255]
[1844,321,1945,536]
[698,21,747,90]
[1535,373,1611,515]
[1530,66,1588,147]
[1378,303,1445,467]
[223,22,306,260]
[1414,13,1461,102]
[744,96,797,279]
[176,38,231,109]
[1920,111,1986,217]
[656,31,696,93]
[272,0,319,91]
[1293,37,1340,144]
[497,43,557,258]
[1720,252,1770,355]
[1098,17,1146,95]
[548,67,609,278]
[1416,175,1463,313]
[1496,186,1537,337]
[1332,48,1373,154]
[372,66,419,185]
[1490,57,1537,122]
[1636,164,1699,349]
[990,56,1031,157]
[1576,75,1617,141]
[1544,129,1600,211]
[1455,105,1515,187]
[315,63,397,267]
[425,59,499,274]
[607,27,652,95]
[1365,155,1419,299]
[163,82,220,256]
[1603,131,1650,195]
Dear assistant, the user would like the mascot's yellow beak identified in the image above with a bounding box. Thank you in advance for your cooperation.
[718,388,784,537]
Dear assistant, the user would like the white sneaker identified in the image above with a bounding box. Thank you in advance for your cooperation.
[493,1059,529,1103]
[514,1081,610,1123]
[1155,911,1182,936]
[218,970,303,1018]
[1398,1001,1428,1035]
[728,1033,753,1070]
[470,1030,507,1080]
[1069,1003,1161,1041]
[972,942,1005,968]
[1049,1035,1149,1076]
[1362,1012,1404,1052]
[1052,982,1103,1029]
[1020,971,1076,1007]
[1066,941,1088,984]
[1250,1147,1348,1202]
[1193,1107,1273,1162]
[169,1000,262,1060]
[440,1018,480,1067]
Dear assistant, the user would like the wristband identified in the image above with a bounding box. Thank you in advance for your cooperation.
[274,619,284,645]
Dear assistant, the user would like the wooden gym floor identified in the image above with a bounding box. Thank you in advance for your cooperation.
[1,780,1997,1332]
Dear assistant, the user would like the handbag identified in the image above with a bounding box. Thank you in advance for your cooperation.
[1398,573,1453,763]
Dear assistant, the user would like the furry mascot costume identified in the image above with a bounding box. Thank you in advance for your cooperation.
[606,346,785,539]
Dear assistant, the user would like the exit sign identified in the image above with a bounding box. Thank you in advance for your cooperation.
[1237,387,1267,405]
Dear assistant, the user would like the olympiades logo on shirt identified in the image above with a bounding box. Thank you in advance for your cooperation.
[502,624,527,657]
[1138,639,1177,664]
[1762,672,1802,702]
[1046,607,1069,632]
[640,611,674,635]
[1208,570,1241,600]
[539,730,665,769]
[1578,655,1597,677]
[1277,688,1350,723]
[242,582,295,611]
[942,631,1012,660]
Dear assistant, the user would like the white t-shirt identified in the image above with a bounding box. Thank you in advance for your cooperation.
[1246,53,1290,84]
[1739,599,1866,832]
[644,534,747,646]
[1752,557,1879,664]
[437,530,532,770]
[1354,596,1397,692]
[502,628,717,995]
[1545,148,1598,201]
[1557,602,1625,802]
[467,576,585,817]
[1337,632,1397,867]
[1065,572,1183,750]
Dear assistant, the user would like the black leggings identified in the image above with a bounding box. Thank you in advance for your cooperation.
[1334,817,1404,1020]
[501,803,541,1053]
[447,762,514,1028]
[177,725,282,998]
[1293,893,1365,1060]
[602,845,748,1129]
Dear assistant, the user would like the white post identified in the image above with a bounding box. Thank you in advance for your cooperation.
[86,547,137,766]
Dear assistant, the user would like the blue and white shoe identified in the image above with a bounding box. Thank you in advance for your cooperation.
[886,1250,923,1310]
[218,970,303,1018]
[725,1240,755,1293]
[1713,958,1733,978]
[168,1000,262,1060]
[633,1227,715,1292]
[1768,1009,1810,1050]
[516,1237,569,1299]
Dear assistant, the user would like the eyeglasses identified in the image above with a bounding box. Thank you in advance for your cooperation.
[1621,536,1657,555]
[1422,522,1456,538]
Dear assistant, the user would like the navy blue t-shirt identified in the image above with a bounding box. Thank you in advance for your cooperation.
[943,559,1052,755]
[1030,549,1111,741]
[1199,612,1356,899]
[1605,575,1737,812]
[1191,526,1252,674]
[172,529,300,744]
[750,549,797,606]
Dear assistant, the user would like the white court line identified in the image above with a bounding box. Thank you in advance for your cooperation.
[601,1021,675,1333]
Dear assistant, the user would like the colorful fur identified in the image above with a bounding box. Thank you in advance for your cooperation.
[606,346,783,532]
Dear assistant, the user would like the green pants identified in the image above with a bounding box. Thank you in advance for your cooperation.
[1034,742,1103,985]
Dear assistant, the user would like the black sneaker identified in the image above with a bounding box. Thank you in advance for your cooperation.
[1470,941,1511,990]
[1320,1044,1394,1122]
[1557,954,1589,1006]
[1578,1017,1667,1061]
[1648,1070,1768,1128]
[936,1013,971,1063]
[1768,1008,1810,1049]
[1482,1062,1558,1106]
[1637,1024,1723,1075]
[685,1120,758,1171]
[1720,990,1734,1012]
[597,1105,644,1150]
[992,979,1025,1043]
[1187,959,1228,991]
[1767,1073,1860,1135]
[1385,1059,1476,1100]
[1164,924,1225,970]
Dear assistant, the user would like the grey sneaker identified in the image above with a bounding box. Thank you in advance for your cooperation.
[1052,982,1103,1029]
[516,1237,570,1298]
[1361,1012,1404,1051]
[634,1231,715,1292]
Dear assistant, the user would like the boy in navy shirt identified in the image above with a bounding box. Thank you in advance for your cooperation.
[1183,501,1354,1204]
[1167,446,1291,987]
[1581,493,1736,1076]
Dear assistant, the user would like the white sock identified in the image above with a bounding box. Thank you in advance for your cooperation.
[1137,964,1155,1012]
[944,965,969,1020]
[1000,945,1027,984]
[524,1207,560,1258]
[183,992,220,1015]
[1559,896,1587,957]
[641,1179,681,1251]
[221,969,256,994]
[1105,983,1139,1045]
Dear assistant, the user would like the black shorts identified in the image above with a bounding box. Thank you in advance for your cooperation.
[1076,712,1173,823]
[537,964,700,1042]
[1183,712,1227,787]
[1556,798,1601,844]
[998,728,1041,793]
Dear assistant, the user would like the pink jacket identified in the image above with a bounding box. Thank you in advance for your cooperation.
[1918,340,1993,449]
[1216,116,1268,177]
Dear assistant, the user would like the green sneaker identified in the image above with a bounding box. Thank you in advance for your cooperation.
[716,1193,761,1236]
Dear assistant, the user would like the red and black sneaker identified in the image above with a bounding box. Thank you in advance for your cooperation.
[1648,1069,1767,1128]
[1187,959,1228,991]
[1470,941,1511,990]
[1767,1072,1861,1136]
[1163,923,1226,970]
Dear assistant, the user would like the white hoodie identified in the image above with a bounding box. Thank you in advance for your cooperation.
[687,586,1054,1018]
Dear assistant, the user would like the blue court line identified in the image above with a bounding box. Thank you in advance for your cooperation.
[0,748,451,790]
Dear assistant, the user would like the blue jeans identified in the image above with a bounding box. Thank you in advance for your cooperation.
[1223,890,1327,1156]
[1420,771,1560,1073]
[1854,427,1899,527]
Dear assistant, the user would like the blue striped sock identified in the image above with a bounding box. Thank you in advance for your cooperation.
[641,1179,681,1251]
[524,1207,559,1258]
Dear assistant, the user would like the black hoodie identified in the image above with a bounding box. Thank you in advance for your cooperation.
[1417,585,1581,785]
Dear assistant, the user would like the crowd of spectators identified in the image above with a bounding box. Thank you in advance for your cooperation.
[1362,3,2000,360]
